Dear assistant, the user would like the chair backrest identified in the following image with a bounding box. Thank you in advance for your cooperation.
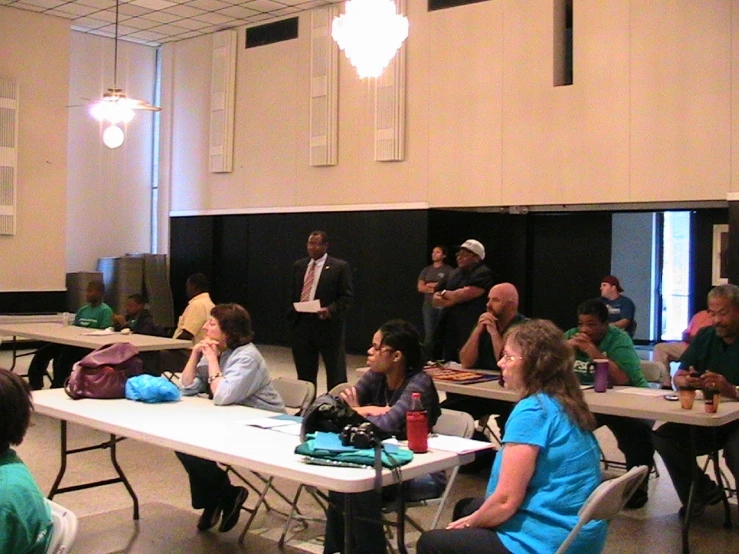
[271,378,316,415]
[432,408,476,439]
[327,382,350,396]
[46,499,79,554]
[639,360,664,383]
[555,465,648,554]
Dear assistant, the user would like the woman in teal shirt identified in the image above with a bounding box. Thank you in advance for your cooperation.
[418,319,606,554]
[0,369,53,554]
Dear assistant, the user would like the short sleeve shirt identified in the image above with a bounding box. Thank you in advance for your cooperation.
[485,394,606,554]
[174,292,215,343]
[418,264,453,305]
[679,326,739,385]
[601,295,635,324]
[564,325,647,387]
[74,303,114,328]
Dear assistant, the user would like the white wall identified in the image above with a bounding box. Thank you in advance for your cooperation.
[66,32,157,273]
[0,8,69,292]
[161,0,739,215]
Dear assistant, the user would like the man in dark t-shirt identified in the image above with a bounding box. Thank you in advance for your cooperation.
[432,239,494,362]
[654,284,739,517]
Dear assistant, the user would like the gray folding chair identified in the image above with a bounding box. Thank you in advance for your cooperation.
[388,408,477,531]
[328,381,350,396]
[235,378,316,543]
[46,499,79,554]
[555,465,648,554]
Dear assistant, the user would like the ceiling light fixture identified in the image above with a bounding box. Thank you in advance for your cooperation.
[331,0,409,79]
[89,0,161,148]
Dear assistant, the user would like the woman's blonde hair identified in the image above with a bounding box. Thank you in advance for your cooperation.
[506,319,596,431]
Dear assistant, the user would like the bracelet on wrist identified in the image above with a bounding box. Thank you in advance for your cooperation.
[207,372,222,384]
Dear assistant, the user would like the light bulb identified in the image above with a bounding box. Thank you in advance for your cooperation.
[103,124,125,149]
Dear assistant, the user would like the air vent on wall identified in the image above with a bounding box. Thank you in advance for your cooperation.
[0,78,18,236]
[246,17,299,48]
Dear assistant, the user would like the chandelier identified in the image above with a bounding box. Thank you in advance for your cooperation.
[332,0,409,79]
[89,0,160,148]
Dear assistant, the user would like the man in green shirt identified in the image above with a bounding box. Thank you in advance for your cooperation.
[27,280,113,389]
[564,298,653,508]
[654,284,739,517]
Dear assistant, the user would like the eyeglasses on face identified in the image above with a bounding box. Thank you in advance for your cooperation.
[499,354,523,363]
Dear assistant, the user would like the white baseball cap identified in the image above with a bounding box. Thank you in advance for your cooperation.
[459,239,485,260]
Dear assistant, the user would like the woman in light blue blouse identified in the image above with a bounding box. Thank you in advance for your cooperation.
[176,303,284,534]
[418,319,606,554]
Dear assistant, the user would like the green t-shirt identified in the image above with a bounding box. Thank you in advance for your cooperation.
[74,302,114,329]
[0,450,53,554]
[679,326,739,385]
[564,325,647,388]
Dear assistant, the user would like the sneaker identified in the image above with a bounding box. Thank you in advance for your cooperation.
[197,503,222,531]
[624,482,649,510]
[219,486,248,533]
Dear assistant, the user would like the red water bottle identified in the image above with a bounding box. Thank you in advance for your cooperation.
[406,392,428,453]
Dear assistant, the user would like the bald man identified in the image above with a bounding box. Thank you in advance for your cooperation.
[442,283,527,432]
[459,283,527,370]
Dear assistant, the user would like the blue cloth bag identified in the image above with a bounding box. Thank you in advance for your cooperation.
[125,374,181,403]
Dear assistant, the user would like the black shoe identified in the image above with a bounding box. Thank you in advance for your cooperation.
[678,485,725,518]
[197,503,222,531]
[625,483,649,510]
[219,486,248,533]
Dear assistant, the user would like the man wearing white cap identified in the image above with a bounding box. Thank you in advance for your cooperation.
[432,239,495,362]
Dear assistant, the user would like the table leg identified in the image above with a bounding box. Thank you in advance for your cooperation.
[47,420,140,520]
[396,487,407,554]
[343,492,353,554]
[682,427,698,554]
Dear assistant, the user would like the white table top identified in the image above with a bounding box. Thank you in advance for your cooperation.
[414,368,739,428]
[0,322,191,352]
[32,389,468,493]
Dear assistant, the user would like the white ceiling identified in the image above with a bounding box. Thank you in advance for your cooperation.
[1,0,337,46]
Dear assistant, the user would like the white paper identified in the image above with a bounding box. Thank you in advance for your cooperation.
[240,417,297,429]
[82,329,115,336]
[428,435,494,454]
[613,387,669,397]
[293,300,321,313]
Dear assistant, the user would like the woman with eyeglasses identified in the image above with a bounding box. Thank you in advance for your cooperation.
[417,319,605,554]
[324,319,442,554]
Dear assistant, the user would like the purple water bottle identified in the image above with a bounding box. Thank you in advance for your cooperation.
[593,358,609,393]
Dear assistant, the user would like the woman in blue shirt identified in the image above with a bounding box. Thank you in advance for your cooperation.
[176,303,285,534]
[418,319,606,554]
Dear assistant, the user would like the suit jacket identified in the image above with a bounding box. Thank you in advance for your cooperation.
[289,255,354,327]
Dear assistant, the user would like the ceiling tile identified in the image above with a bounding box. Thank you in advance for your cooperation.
[162,29,202,41]
[169,17,210,30]
[88,8,116,22]
[140,10,179,22]
[147,22,191,35]
[117,4,152,16]
[49,3,99,16]
[125,29,168,41]
[217,5,257,18]
[78,0,116,9]
[122,16,161,29]
[10,2,46,12]
[71,16,110,29]
[17,0,67,9]
[268,6,301,16]
[191,11,231,24]
[130,0,175,9]
[96,22,139,34]
[185,0,230,11]
[242,0,287,12]
[166,4,204,17]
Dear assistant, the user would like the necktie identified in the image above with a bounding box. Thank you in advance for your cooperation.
[300,261,316,302]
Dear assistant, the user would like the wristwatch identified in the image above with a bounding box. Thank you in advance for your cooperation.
[440,290,447,298]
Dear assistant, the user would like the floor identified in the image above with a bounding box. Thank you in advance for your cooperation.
[3,344,738,554]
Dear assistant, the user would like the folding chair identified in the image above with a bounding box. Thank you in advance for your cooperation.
[383,408,477,549]
[46,499,79,554]
[555,465,648,554]
[236,378,316,544]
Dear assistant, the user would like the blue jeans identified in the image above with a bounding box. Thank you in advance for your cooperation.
[422,303,443,361]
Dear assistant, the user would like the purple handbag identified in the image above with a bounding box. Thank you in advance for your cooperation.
[64,342,144,399]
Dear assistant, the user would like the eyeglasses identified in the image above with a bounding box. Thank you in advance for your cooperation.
[499,354,523,363]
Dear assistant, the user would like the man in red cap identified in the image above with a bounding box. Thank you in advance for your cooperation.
[600,275,636,336]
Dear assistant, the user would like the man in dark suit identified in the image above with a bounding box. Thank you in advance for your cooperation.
[288,231,354,390]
